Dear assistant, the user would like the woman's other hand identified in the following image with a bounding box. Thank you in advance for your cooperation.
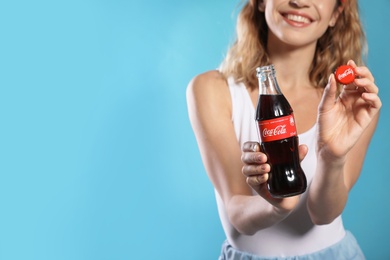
[317,60,382,161]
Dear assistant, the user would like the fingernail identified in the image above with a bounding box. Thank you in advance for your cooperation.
[251,143,259,152]
[354,67,362,74]
[256,154,265,163]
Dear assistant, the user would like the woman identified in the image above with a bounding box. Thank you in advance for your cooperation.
[186,0,381,259]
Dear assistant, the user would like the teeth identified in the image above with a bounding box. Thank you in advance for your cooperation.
[286,14,310,24]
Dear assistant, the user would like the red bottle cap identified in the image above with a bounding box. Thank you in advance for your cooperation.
[335,65,356,85]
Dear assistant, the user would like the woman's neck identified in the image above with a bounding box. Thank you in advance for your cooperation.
[267,35,317,91]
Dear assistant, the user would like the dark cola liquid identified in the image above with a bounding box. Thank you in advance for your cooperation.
[256,94,307,198]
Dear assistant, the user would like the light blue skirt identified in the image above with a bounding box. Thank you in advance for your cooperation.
[219,231,365,260]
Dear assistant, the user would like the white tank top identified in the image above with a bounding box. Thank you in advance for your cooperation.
[215,77,346,257]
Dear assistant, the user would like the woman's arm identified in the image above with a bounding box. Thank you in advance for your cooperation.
[186,71,295,235]
[307,61,382,225]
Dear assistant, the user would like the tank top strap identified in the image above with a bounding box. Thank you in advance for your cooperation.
[226,76,258,145]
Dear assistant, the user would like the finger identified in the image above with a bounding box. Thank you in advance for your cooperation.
[347,60,375,82]
[353,77,379,94]
[241,151,267,164]
[318,74,338,113]
[298,144,308,162]
[242,163,270,177]
[242,141,260,152]
[347,59,358,69]
[342,84,362,93]
[246,174,269,187]
[361,92,382,110]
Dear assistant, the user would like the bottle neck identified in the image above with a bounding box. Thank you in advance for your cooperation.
[256,65,282,95]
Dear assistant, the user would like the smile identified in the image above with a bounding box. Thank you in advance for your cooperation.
[285,14,311,24]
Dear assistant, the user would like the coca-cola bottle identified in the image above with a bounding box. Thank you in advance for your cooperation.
[255,65,307,198]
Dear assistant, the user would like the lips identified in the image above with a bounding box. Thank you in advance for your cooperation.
[285,14,311,24]
[281,12,314,26]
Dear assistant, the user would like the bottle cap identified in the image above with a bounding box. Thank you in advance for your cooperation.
[335,65,355,85]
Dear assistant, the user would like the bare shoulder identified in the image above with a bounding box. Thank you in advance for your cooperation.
[186,70,231,111]
[187,70,228,95]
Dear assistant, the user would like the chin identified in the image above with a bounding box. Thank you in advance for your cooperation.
[275,31,319,49]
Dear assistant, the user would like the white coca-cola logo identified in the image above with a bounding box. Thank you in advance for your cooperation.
[262,125,287,137]
[337,68,353,80]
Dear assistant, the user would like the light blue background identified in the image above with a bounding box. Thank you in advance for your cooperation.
[0,1,389,259]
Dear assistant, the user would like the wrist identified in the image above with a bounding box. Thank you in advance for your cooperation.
[269,200,296,219]
[316,148,346,168]
[272,207,291,219]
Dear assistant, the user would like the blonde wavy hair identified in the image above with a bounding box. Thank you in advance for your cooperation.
[219,0,366,90]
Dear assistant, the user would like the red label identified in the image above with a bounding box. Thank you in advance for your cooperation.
[257,115,297,142]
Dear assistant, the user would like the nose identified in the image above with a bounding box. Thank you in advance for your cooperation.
[289,0,310,8]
